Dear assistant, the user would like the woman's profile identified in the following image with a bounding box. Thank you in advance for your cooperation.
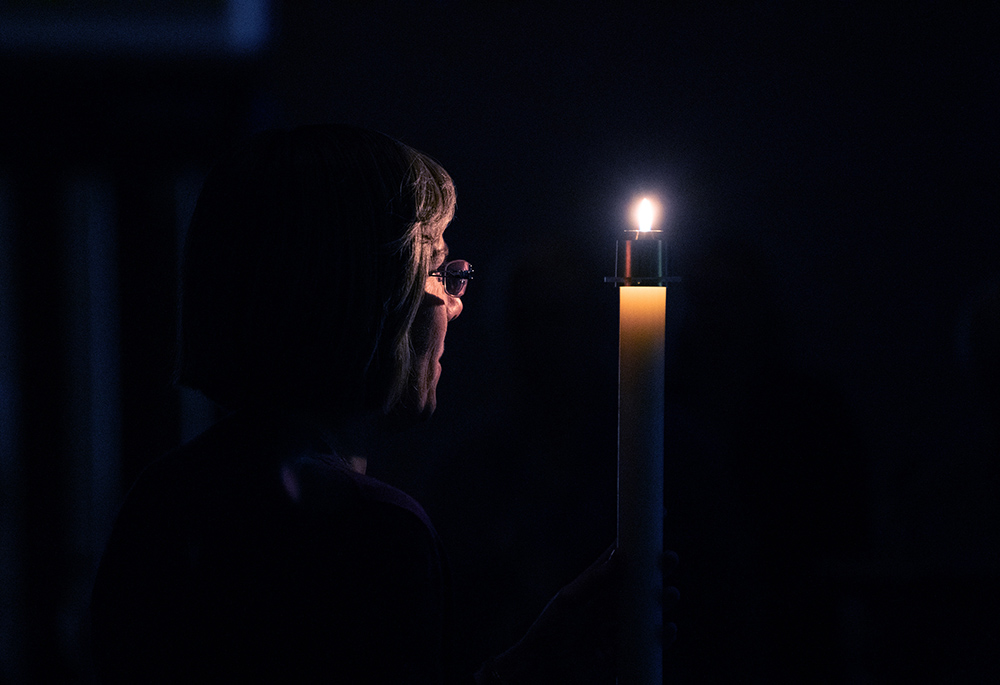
[90,125,630,684]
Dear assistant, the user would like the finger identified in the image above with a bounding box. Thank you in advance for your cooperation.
[578,543,617,581]
[663,622,678,649]
[597,543,617,568]
[664,585,680,612]
[561,543,618,600]
[661,549,679,576]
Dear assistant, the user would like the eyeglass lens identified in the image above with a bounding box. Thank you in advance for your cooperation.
[442,260,471,297]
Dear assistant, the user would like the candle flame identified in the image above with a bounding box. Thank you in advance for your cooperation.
[637,198,655,232]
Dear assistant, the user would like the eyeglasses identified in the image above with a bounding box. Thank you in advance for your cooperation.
[429,259,474,298]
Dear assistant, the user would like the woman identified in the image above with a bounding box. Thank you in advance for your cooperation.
[90,125,622,684]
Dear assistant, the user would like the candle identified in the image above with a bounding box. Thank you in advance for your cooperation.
[606,197,670,684]
[618,285,665,685]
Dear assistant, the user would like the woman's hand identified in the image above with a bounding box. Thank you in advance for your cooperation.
[476,546,679,684]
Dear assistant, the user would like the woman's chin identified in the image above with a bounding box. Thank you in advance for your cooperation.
[383,386,437,432]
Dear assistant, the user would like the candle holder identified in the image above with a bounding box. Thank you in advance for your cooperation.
[604,230,680,287]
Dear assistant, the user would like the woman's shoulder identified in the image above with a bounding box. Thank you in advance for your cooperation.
[286,449,435,530]
[93,411,452,684]
[101,409,445,595]
[136,409,440,545]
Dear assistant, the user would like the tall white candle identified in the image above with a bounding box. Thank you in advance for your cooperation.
[612,196,667,685]
[618,286,665,685]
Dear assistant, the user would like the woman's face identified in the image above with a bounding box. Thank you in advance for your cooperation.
[408,235,463,419]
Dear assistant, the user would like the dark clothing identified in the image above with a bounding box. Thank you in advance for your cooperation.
[91,409,459,684]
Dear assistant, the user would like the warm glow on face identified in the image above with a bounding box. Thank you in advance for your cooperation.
[636,197,656,232]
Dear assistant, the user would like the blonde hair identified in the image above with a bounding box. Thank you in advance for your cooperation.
[376,150,456,412]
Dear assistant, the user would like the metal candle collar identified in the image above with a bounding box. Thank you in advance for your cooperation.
[604,230,680,287]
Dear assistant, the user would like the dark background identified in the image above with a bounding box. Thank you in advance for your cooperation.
[1,1,997,682]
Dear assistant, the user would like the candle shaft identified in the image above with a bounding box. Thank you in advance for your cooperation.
[618,285,665,685]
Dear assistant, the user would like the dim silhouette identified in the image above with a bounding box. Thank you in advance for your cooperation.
[90,125,654,684]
